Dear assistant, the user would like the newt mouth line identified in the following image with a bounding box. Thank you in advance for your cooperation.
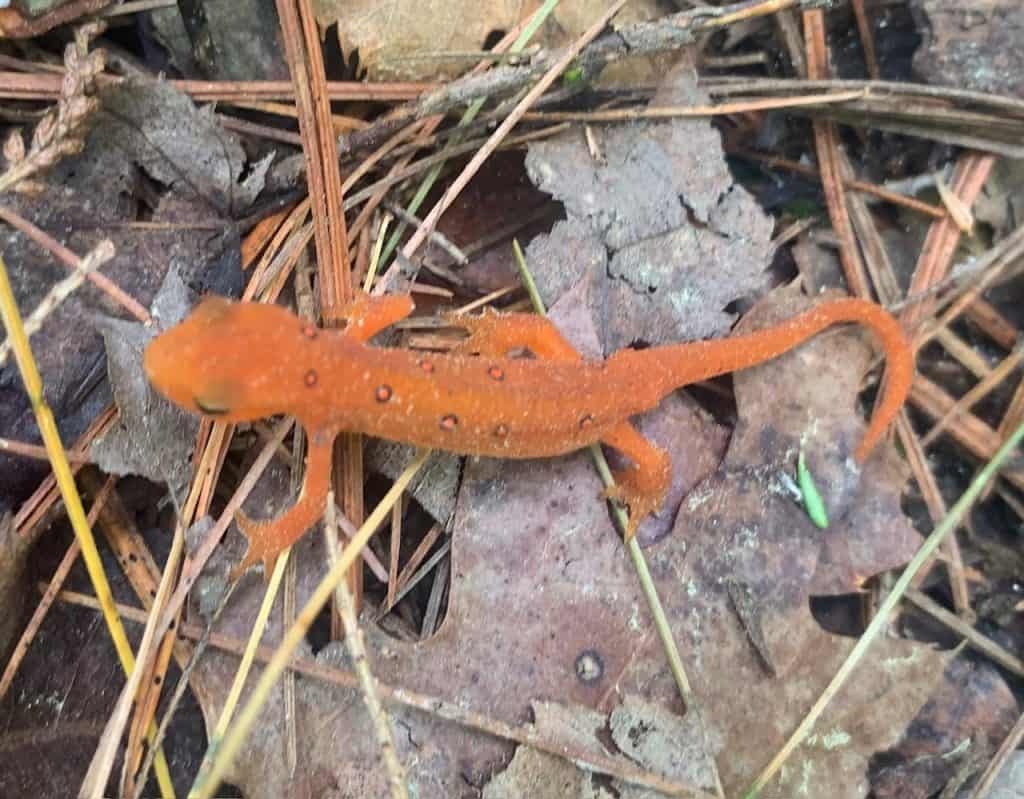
[194,397,228,415]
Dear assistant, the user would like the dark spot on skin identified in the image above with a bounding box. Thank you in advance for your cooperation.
[375,385,393,402]
[487,365,505,381]
[494,423,509,437]
[575,649,604,684]
[301,323,317,340]
[194,397,228,415]
[305,369,318,387]
[579,414,594,429]
[418,359,435,373]
[440,414,458,431]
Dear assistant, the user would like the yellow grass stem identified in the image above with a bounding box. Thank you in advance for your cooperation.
[190,448,431,799]
[0,253,175,797]
[187,548,292,798]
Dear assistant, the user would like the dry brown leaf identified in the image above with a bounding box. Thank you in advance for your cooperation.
[524,55,774,353]
[726,282,923,595]
[91,272,198,497]
[316,0,664,80]
[870,655,1018,798]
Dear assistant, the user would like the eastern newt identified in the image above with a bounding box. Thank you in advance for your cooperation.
[143,293,913,576]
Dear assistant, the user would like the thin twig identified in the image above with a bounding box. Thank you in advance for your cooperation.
[0,71,432,103]
[904,589,1024,678]
[0,436,91,463]
[804,8,871,299]
[897,413,970,613]
[0,239,113,367]
[382,201,467,265]
[0,204,151,322]
[732,149,945,219]
[850,0,880,79]
[524,89,865,122]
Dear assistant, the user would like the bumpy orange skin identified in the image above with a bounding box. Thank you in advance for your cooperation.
[144,294,913,576]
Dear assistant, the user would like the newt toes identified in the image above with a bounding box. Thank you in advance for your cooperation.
[144,293,913,577]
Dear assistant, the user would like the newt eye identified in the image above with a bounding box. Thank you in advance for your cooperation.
[194,396,229,415]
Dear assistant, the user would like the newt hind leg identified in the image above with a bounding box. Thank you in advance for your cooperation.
[450,309,670,538]
[445,309,580,361]
[599,423,672,540]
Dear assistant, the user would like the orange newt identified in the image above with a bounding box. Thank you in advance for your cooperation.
[143,293,913,576]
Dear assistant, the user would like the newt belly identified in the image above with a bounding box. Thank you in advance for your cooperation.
[144,293,914,576]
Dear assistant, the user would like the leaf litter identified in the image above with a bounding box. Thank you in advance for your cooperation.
[0,78,263,794]
[159,51,961,799]
[3,5,1021,798]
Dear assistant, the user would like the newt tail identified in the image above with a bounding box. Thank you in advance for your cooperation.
[611,297,913,462]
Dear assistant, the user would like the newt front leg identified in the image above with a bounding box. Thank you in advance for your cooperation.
[229,293,416,576]
[232,432,334,578]
[143,294,417,578]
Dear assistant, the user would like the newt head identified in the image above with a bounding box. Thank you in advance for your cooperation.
[144,296,320,423]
